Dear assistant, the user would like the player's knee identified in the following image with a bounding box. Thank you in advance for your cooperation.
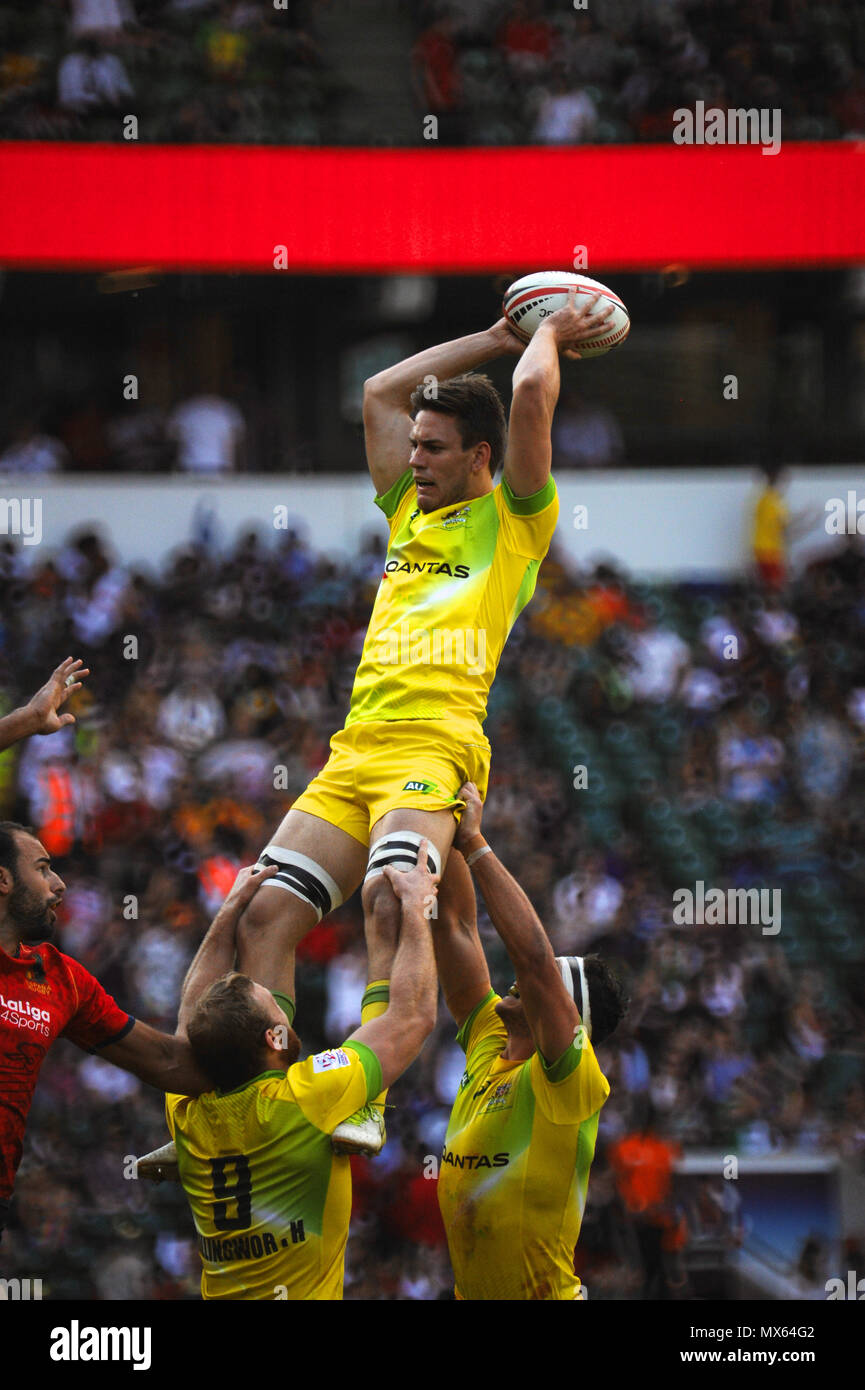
[361,871,399,928]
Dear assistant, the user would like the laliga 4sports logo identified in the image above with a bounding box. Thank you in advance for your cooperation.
[0,992,51,1023]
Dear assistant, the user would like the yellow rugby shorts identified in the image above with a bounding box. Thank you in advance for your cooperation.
[291,719,491,848]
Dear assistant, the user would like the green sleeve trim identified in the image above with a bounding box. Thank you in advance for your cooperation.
[501,473,557,516]
[272,991,296,1026]
[343,1040,383,1101]
[456,988,497,1054]
[361,983,390,1009]
[374,469,414,518]
[540,1038,583,1083]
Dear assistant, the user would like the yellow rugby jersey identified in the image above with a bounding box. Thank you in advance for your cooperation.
[347,470,559,731]
[165,1041,381,1300]
[437,992,610,1301]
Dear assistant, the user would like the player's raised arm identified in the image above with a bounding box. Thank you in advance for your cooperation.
[362,318,523,496]
[433,841,492,1029]
[346,841,439,1089]
[0,657,90,753]
[454,783,580,1063]
[503,290,615,497]
[175,863,278,1038]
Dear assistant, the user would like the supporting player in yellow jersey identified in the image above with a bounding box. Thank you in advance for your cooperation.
[152,846,439,1300]
[433,783,628,1300]
[236,292,615,1156]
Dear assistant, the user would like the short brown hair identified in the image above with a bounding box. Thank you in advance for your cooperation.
[0,822,35,881]
[409,372,507,475]
[187,973,272,1091]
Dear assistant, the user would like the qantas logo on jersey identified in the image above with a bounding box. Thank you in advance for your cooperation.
[384,560,470,578]
[441,1147,510,1170]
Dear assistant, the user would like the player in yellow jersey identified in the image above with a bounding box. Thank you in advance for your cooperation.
[433,783,628,1300]
[235,292,615,1155]
[161,845,439,1300]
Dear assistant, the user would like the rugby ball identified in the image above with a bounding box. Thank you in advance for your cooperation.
[503,271,630,358]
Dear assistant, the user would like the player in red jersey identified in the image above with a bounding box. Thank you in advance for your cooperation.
[0,819,278,1241]
[0,659,238,1242]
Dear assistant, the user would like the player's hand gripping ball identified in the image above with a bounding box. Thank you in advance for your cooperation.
[503,271,630,358]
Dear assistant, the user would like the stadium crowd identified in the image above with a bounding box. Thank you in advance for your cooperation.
[0,0,348,144]
[411,0,865,146]
[0,512,862,1299]
[1,0,864,145]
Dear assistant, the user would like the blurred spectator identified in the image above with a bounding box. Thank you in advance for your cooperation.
[552,393,624,466]
[58,38,133,113]
[533,76,598,144]
[411,12,464,142]
[167,394,246,474]
[0,419,68,475]
[608,1108,687,1299]
[717,705,785,804]
[621,624,690,703]
[69,0,137,40]
[497,0,555,78]
[751,464,791,591]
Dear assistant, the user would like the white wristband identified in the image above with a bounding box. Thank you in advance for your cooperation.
[465,844,492,869]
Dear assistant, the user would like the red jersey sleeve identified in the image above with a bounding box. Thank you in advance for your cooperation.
[59,954,134,1052]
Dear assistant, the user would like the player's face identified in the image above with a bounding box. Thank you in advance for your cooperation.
[494,982,531,1036]
[409,411,487,512]
[4,833,65,943]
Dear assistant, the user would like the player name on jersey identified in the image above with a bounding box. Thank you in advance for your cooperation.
[197,1219,306,1264]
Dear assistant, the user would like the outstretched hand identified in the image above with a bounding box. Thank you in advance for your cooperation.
[25,657,90,736]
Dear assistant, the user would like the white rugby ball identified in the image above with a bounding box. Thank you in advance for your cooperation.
[503,271,630,358]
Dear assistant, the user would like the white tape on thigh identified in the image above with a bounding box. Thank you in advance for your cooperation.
[364,830,442,881]
[257,845,343,923]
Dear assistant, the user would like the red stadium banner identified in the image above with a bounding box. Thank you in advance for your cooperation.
[1,141,863,272]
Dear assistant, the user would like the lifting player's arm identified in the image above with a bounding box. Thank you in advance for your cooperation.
[454,782,580,1064]
[432,848,492,1029]
[99,1020,213,1097]
[0,658,89,753]
[103,865,278,1096]
[362,318,525,496]
[345,841,439,1089]
[175,863,278,1039]
[503,289,616,498]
